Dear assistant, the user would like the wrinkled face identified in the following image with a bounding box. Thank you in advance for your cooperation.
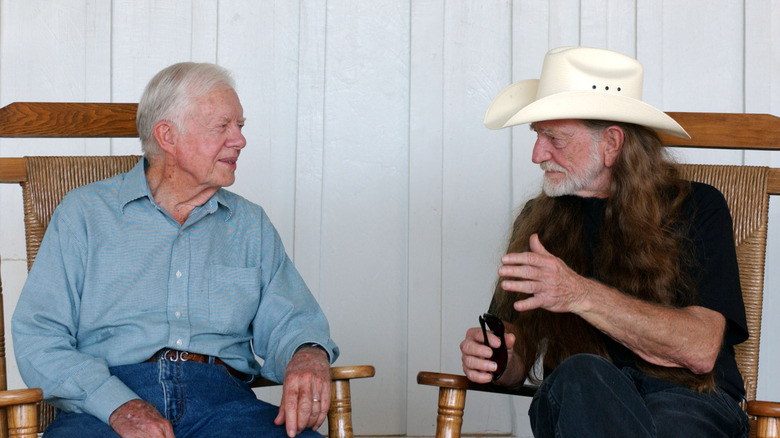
[175,88,247,190]
[530,119,608,198]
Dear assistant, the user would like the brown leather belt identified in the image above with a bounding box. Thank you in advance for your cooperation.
[146,349,246,380]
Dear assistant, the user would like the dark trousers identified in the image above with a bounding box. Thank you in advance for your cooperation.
[529,354,749,438]
[43,361,323,438]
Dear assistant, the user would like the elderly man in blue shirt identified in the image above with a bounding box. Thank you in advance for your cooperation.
[12,62,338,438]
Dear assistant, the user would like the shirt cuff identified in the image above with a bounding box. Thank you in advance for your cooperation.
[295,342,330,360]
[83,375,142,424]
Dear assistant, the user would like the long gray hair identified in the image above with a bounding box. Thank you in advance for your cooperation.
[137,62,236,157]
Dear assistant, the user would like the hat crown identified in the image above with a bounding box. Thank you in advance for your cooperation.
[536,47,644,101]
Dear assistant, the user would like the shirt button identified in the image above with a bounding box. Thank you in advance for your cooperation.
[174,311,182,319]
[176,271,182,279]
[176,339,183,347]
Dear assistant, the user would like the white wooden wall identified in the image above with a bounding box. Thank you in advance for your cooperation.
[0,1,778,436]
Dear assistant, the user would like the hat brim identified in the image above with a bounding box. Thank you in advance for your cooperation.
[484,81,690,139]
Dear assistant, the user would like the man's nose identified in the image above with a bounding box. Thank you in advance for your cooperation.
[229,127,246,149]
[531,138,550,164]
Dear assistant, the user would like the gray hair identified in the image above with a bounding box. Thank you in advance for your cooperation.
[137,62,236,157]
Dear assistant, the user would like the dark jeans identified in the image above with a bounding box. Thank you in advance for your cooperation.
[529,354,749,438]
[43,361,323,437]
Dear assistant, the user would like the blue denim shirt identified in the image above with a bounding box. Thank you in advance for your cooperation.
[11,158,338,423]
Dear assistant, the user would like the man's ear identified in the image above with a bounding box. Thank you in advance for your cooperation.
[152,121,176,155]
[602,125,624,168]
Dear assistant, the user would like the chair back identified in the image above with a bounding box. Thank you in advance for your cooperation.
[677,164,769,403]
[21,156,140,270]
[0,102,140,435]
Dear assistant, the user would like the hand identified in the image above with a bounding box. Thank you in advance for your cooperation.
[499,233,593,314]
[274,345,331,437]
[108,399,174,438]
[460,325,517,384]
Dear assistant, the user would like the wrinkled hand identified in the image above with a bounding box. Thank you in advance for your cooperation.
[274,346,331,437]
[499,233,593,314]
[108,399,174,438]
[460,326,516,384]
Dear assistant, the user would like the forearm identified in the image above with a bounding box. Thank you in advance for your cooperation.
[574,279,725,374]
[12,328,140,423]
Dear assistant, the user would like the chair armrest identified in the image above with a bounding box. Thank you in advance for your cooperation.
[416,371,536,438]
[250,365,375,438]
[417,370,537,396]
[0,388,43,438]
[328,366,375,438]
[249,365,376,388]
[0,388,42,407]
[747,400,780,438]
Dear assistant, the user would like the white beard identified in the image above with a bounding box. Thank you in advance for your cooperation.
[540,144,603,197]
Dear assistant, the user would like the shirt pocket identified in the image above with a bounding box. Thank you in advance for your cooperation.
[207,265,262,335]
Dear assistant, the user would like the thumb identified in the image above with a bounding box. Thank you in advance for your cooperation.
[529,233,550,255]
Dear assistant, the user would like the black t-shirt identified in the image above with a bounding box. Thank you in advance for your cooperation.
[581,181,748,399]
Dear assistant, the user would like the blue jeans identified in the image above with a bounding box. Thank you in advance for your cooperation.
[529,354,749,438]
[43,361,323,437]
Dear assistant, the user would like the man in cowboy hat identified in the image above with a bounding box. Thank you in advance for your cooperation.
[460,47,749,437]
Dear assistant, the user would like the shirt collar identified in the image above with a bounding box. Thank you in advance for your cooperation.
[119,156,234,221]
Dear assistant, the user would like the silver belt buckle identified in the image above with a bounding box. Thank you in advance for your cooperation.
[162,349,190,362]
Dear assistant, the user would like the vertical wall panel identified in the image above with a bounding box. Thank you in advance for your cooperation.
[217,0,301,249]
[745,0,780,405]
[319,1,410,433]
[659,1,744,164]
[439,1,515,434]
[0,0,112,393]
[407,0,445,434]
[293,1,328,296]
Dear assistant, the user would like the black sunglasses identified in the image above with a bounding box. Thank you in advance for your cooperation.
[479,313,507,381]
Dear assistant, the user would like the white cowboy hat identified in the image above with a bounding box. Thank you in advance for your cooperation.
[484,46,690,139]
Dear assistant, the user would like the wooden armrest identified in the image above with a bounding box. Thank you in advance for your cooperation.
[417,371,536,438]
[250,366,375,438]
[749,400,780,417]
[417,370,537,397]
[330,365,375,380]
[250,365,376,388]
[0,388,42,407]
[748,400,780,438]
[328,365,375,438]
[0,388,42,438]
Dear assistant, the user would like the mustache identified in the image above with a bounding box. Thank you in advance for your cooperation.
[540,161,567,173]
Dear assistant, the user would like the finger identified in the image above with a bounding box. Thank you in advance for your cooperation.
[313,382,330,430]
[499,264,539,282]
[501,278,537,294]
[462,364,496,384]
[273,404,286,427]
[296,382,317,434]
[504,331,517,349]
[465,327,484,343]
[284,391,301,437]
[460,336,494,359]
[514,295,543,312]
[462,352,498,375]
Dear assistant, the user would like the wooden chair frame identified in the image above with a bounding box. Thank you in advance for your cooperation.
[417,112,780,438]
[0,102,374,438]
